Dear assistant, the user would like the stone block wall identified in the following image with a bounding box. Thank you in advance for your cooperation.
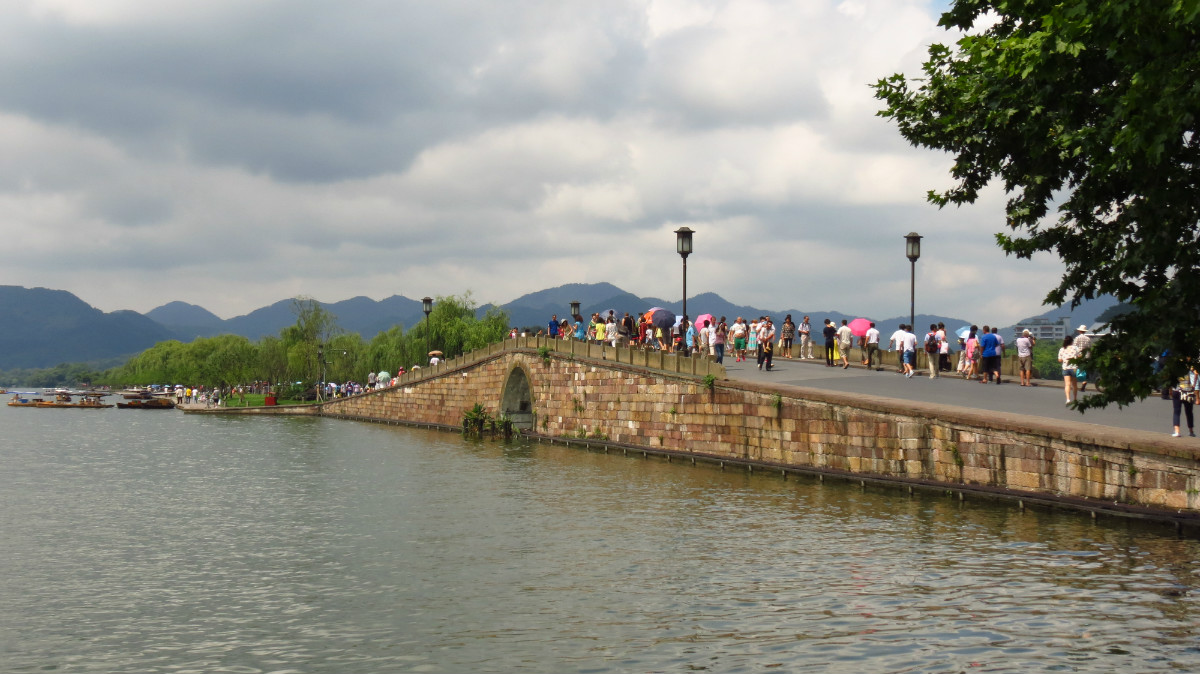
[318,346,1200,516]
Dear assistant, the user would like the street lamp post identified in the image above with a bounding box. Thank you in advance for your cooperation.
[905,232,923,331]
[422,297,433,362]
[569,300,581,336]
[675,227,694,324]
[318,344,346,402]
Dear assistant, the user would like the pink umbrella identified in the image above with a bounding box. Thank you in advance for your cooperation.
[695,313,715,329]
[848,317,872,337]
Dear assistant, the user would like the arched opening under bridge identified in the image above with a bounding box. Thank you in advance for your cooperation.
[500,364,534,430]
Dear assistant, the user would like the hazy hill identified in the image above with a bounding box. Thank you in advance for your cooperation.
[217,295,427,340]
[145,301,223,328]
[1020,295,1120,329]
[0,286,174,369]
[145,301,225,341]
[0,283,984,369]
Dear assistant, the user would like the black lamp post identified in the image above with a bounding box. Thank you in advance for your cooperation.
[317,344,346,401]
[422,297,433,361]
[675,226,693,324]
[569,301,581,339]
[905,232,922,330]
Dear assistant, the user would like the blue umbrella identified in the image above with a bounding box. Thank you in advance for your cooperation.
[955,326,971,339]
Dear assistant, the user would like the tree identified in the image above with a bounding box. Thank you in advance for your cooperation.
[280,297,340,383]
[255,335,288,387]
[874,1,1200,409]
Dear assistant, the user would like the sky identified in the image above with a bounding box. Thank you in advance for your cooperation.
[0,0,1064,325]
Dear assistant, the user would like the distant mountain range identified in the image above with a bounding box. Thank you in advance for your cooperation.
[0,284,1122,370]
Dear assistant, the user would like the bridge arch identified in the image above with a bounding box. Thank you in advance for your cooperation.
[500,360,535,430]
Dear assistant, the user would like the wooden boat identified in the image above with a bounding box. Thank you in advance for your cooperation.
[35,392,113,409]
[117,396,176,410]
[8,394,46,407]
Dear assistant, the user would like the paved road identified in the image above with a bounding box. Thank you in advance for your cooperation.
[722,353,1185,437]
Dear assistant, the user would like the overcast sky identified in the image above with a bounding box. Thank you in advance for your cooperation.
[0,0,1064,324]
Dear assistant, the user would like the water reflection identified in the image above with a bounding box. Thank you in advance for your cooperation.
[1,406,1198,673]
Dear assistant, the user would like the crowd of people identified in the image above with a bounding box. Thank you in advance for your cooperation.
[528,311,1121,408]
[531,311,787,369]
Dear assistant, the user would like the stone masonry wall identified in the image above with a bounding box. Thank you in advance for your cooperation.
[318,347,1200,515]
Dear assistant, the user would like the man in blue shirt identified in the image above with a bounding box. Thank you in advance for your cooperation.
[548,314,559,339]
[979,324,1001,384]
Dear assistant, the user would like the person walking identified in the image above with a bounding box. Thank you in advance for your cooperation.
[1073,325,1094,392]
[1015,329,1036,386]
[979,325,1001,384]
[730,317,748,362]
[1058,335,1079,404]
[747,317,760,363]
[822,319,837,367]
[799,316,812,359]
[936,322,951,372]
[758,318,776,370]
[548,314,559,339]
[924,323,940,378]
[713,317,727,364]
[962,327,980,380]
[837,319,853,369]
[781,315,796,359]
[864,322,880,370]
[1170,368,1198,437]
[900,324,917,378]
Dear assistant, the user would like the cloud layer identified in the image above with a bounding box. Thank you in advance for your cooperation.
[0,0,1063,324]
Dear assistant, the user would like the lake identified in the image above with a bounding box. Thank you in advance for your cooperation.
[2,403,1198,672]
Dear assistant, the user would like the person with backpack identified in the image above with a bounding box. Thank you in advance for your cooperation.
[924,324,940,378]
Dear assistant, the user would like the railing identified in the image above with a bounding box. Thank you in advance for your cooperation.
[389,336,727,387]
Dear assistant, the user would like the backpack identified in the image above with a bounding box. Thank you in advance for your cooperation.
[924,332,939,353]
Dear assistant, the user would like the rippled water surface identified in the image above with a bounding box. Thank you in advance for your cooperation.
[2,404,1199,672]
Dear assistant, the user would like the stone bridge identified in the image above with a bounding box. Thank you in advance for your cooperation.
[301,336,1200,523]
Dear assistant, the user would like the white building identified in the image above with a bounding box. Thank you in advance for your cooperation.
[1012,316,1073,342]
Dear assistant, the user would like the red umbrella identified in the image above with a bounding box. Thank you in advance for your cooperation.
[848,317,872,337]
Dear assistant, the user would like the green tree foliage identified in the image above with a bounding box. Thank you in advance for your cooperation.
[281,297,341,383]
[363,292,509,372]
[874,1,1200,409]
[1032,338,1063,382]
[256,335,289,387]
[95,292,509,390]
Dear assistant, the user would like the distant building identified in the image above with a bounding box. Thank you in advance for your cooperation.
[1012,316,1073,342]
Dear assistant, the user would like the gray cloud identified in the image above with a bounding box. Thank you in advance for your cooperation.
[0,0,1062,327]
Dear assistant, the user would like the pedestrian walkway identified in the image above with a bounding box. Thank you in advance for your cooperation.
[723,355,1178,437]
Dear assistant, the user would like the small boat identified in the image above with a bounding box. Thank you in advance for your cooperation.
[35,392,113,409]
[117,396,176,410]
[8,393,45,407]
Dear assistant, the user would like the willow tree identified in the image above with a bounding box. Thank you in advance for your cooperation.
[280,297,340,383]
[874,0,1200,409]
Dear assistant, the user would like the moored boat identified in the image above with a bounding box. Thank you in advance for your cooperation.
[117,396,176,410]
[35,392,113,409]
